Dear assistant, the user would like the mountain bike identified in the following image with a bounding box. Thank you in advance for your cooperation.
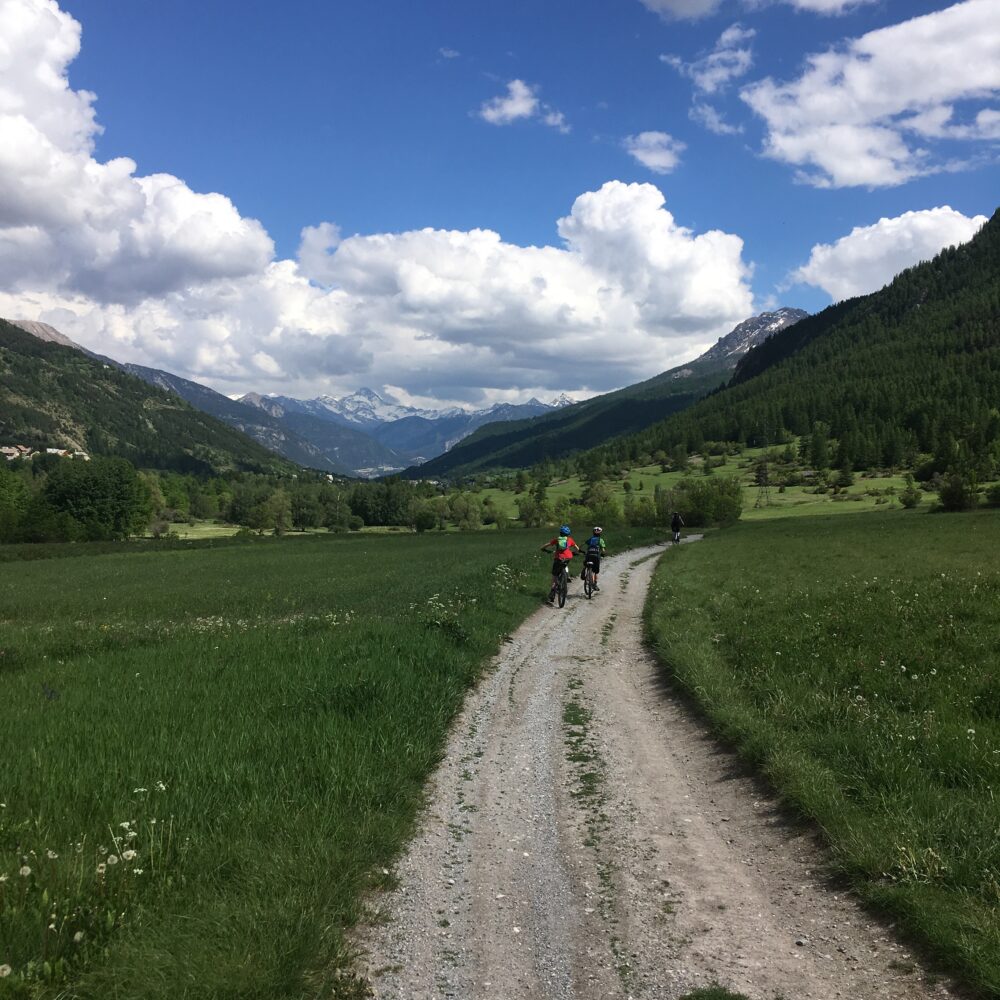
[555,562,570,607]
[582,559,597,599]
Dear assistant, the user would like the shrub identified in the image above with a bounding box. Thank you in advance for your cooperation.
[937,470,980,512]
[669,475,743,527]
[899,475,923,509]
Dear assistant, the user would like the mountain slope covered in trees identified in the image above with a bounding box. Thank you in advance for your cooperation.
[0,319,296,475]
[585,209,1000,475]
[407,309,807,478]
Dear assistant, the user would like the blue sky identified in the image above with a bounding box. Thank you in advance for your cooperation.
[1,0,997,404]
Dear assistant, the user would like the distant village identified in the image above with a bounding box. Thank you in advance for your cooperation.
[2,444,90,462]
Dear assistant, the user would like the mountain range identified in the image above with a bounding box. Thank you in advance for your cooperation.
[236,387,574,471]
[2,306,807,480]
[0,318,294,476]
[406,308,808,478]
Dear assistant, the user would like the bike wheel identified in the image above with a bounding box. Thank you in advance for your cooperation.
[558,569,568,607]
[584,568,593,598]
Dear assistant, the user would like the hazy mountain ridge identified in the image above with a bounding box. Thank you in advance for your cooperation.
[238,386,573,468]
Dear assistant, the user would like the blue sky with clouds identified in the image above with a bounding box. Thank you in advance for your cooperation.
[1,0,997,405]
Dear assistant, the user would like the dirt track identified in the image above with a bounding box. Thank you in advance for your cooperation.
[358,542,956,999]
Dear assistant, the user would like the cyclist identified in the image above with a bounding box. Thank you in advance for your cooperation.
[671,511,684,544]
[581,526,606,591]
[541,525,579,604]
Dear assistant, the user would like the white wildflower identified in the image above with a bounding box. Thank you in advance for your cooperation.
[122,850,137,861]
[73,931,85,943]
[18,865,30,877]
[0,964,11,978]
[107,855,119,866]
[46,850,58,859]
[96,863,106,875]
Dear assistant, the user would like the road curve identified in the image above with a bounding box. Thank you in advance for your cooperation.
[357,542,955,1000]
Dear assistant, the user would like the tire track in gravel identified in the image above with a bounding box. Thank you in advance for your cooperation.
[357,542,958,1000]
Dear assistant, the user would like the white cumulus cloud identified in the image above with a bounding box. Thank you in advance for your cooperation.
[663,24,755,96]
[0,0,273,303]
[741,0,1000,188]
[0,0,755,403]
[790,207,988,300]
[478,79,569,132]
[623,132,686,174]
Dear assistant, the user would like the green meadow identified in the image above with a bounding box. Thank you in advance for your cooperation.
[0,529,656,998]
[647,510,1000,996]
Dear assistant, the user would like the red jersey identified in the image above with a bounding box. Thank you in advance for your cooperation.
[546,536,577,561]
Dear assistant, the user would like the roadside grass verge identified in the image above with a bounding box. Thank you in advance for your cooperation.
[645,510,1000,997]
[0,529,659,998]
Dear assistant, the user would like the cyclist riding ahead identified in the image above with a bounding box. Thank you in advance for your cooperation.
[541,525,579,604]
[581,526,606,591]
[671,511,684,544]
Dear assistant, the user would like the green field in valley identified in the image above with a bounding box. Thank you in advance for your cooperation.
[0,528,659,998]
[646,510,1000,995]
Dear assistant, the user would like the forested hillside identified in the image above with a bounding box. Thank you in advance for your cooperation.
[0,319,295,475]
[408,309,806,479]
[586,208,1000,476]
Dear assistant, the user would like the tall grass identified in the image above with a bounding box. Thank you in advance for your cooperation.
[646,511,1000,996]
[0,529,658,997]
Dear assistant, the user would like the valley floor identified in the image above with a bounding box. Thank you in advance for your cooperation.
[358,543,953,1000]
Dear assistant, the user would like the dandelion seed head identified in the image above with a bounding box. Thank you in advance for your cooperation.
[107,855,119,866]
[46,850,58,859]
[18,865,30,877]
[0,964,11,978]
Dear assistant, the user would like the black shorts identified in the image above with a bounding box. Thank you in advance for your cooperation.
[584,554,601,573]
[552,559,570,578]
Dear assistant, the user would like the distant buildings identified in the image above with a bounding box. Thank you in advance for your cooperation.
[2,444,90,462]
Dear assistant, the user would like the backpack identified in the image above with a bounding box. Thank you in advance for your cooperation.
[556,536,569,552]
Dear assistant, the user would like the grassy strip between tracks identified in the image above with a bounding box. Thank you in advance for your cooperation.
[0,528,661,999]
[646,510,1000,997]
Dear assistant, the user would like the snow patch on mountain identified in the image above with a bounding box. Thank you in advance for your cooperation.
[700,307,809,365]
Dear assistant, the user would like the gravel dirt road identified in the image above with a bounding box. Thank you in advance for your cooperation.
[357,542,956,999]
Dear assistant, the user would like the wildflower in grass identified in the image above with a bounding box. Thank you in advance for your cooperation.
[0,875,7,883]
[96,863,106,875]
[107,855,119,866]
[133,787,147,794]
[132,868,144,875]
[46,849,58,859]
[122,850,137,861]
[155,781,167,792]
[18,865,30,877]
[73,931,84,943]
[98,845,108,855]
[0,964,11,978]
[119,821,133,829]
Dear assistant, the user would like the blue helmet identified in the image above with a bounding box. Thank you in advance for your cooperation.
[559,524,571,536]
